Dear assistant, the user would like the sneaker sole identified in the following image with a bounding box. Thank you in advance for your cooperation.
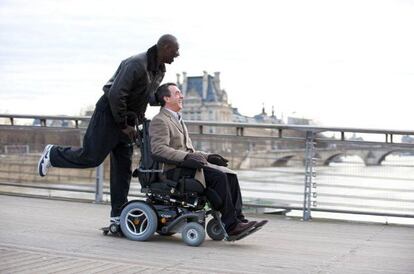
[38,144,53,177]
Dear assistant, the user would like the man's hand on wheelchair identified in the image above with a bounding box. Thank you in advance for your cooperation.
[122,125,138,142]
[181,153,207,169]
[207,154,229,167]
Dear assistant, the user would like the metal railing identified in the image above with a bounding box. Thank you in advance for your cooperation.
[0,114,90,128]
[1,114,414,222]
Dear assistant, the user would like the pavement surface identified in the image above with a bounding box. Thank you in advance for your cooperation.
[0,194,413,273]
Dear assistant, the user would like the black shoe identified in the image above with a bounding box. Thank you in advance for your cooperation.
[255,220,268,228]
[238,216,249,223]
[227,221,256,236]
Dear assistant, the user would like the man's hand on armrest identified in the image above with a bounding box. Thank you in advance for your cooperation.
[180,153,207,169]
[207,154,229,167]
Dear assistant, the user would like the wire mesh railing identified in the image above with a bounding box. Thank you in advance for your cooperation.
[1,114,414,223]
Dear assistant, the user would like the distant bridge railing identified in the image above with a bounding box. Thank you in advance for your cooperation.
[1,113,413,144]
[1,113,414,222]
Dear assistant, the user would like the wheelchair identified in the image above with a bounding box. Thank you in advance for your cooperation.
[106,119,228,246]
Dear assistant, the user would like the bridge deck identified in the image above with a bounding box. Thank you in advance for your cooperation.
[0,194,413,273]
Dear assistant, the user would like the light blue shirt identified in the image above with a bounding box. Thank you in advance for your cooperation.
[164,107,182,122]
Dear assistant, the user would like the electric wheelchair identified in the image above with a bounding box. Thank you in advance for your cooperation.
[104,119,229,246]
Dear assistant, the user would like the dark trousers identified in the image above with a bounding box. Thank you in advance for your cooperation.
[202,166,239,231]
[49,95,133,217]
[226,173,244,220]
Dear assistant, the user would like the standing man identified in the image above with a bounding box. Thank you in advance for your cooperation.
[37,34,180,225]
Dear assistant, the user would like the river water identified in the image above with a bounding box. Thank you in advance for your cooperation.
[237,155,414,225]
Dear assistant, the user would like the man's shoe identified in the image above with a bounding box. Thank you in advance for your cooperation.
[102,217,123,236]
[110,216,120,225]
[227,221,256,236]
[238,216,249,223]
[38,144,53,177]
[110,217,123,235]
[255,220,268,228]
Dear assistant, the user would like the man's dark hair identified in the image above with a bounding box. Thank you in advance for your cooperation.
[155,82,177,107]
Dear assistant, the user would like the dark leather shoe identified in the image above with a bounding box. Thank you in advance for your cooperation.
[238,215,249,223]
[255,220,268,228]
[227,221,256,236]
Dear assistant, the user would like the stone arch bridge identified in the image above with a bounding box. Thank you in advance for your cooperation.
[240,146,411,169]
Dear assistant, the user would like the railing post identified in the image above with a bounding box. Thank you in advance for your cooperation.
[95,163,104,203]
[303,131,317,221]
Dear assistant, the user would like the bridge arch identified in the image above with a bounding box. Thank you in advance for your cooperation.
[272,155,295,167]
[376,149,403,165]
[323,153,365,166]
[323,153,343,166]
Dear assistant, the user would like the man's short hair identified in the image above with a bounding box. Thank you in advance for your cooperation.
[157,34,177,48]
[155,82,177,107]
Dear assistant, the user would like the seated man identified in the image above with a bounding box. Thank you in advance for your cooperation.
[149,82,266,238]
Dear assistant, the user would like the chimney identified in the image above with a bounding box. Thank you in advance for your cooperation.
[202,71,208,99]
[213,71,221,91]
[176,73,181,85]
[182,72,187,96]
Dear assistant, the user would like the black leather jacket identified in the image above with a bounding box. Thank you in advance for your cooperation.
[103,45,165,128]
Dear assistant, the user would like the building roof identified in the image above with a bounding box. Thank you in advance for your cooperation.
[184,75,218,102]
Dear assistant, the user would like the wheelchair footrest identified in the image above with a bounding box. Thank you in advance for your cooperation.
[225,222,265,242]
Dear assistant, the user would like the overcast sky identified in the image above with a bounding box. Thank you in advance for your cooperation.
[0,0,413,130]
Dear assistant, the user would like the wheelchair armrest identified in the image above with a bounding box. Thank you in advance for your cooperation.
[176,159,205,169]
[151,154,203,170]
[164,179,178,189]
[151,154,181,165]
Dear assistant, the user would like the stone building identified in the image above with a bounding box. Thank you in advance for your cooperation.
[176,71,282,126]
[176,71,283,153]
[177,71,232,126]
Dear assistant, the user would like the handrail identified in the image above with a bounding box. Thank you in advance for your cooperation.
[0,114,90,128]
[0,114,90,121]
[1,113,414,135]
[187,120,414,136]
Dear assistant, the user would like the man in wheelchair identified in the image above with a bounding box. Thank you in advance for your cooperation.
[148,82,267,239]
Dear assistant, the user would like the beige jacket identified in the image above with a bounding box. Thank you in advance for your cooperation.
[149,108,236,187]
[149,108,208,186]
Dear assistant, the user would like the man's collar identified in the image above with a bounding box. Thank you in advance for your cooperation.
[146,45,166,73]
[163,107,181,121]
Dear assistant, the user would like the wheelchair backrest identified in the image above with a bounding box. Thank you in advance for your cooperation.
[139,119,154,169]
[136,119,161,187]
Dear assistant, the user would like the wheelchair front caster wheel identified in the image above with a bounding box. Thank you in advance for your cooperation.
[182,222,205,247]
[206,219,225,241]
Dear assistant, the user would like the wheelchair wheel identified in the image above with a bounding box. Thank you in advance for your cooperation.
[120,202,157,241]
[206,219,225,241]
[181,222,205,247]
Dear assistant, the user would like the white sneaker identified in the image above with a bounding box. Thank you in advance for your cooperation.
[110,216,120,225]
[38,144,53,177]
